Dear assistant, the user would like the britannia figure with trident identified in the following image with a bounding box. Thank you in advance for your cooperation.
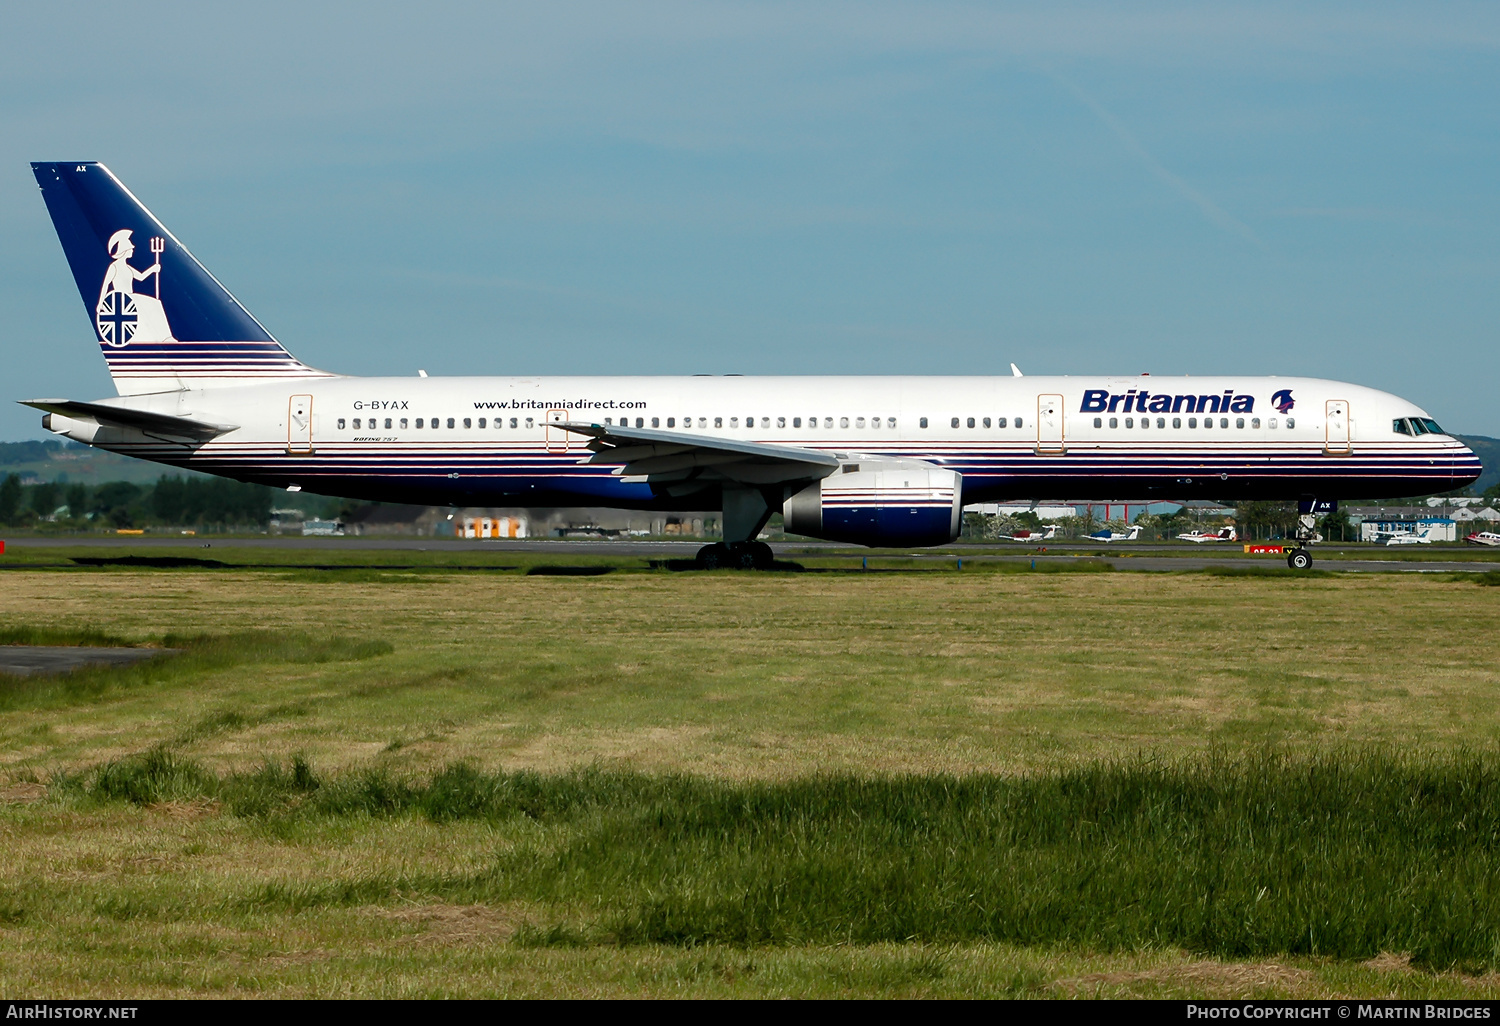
[95,229,175,346]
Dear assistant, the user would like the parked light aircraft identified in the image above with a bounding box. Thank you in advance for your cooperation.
[1088,525,1143,542]
[1382,528,1435,546]
[1003,526,1059,542]
[21,163,1483,569]
[1466,532,1500,547]
[1177,527,1239,543]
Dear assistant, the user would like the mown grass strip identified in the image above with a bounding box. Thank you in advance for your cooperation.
[54,751,1500,969]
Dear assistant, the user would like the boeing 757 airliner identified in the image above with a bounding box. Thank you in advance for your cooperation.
[21,163,1482,569]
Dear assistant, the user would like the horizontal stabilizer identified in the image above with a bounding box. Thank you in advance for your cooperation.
[20,398,237,440]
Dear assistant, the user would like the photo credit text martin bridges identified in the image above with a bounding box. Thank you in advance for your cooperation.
[22,162,1481,569]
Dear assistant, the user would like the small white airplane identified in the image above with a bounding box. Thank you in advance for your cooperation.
[1466,532,1500,547]
[1003,525,1059,542]
[1379,526,1434,545]
[1089,524,1143,542]
[1177,526,1238,543]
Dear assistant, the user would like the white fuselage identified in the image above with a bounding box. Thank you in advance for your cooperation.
[47,373,1480,510]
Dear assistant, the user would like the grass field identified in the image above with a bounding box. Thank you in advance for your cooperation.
[3,558,1500,997]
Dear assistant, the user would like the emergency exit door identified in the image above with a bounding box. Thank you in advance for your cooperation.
[1036,394,1065,454]
[545,409,571,454]
[287,394,313,453]
[1325,399,1351,455]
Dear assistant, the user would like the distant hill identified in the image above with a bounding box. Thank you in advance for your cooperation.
[1457,436,1499,496]
[0,439,207,485]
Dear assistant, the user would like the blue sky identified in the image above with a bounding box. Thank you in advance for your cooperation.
[3,2,1498,438]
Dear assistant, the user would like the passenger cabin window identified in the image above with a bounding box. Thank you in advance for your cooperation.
[447,418,456,429]
[998,417,1008,428]
[1172,418,1181,428]
[715,417,723,428]
[635,417,644,428]
[525,417,534,428]
[651,417,660,428]
[1251,418,1260,429]
[463,418,471,429]
[400,418,408,429]
[777,417,785,428]
[510,417,518,428]
[1236,418,1244,428]
[840,417,849,428]
[476,418,484,428]
[1125,417,1134,428]
[1286,417,1295,428]
[1094,417,1102,428]
[919,417,928,428]
[1109,417,1118,428]
[951,417,960,428]
[1188,418,1197,428]
[793,417,801,427]
[338,418,346,429]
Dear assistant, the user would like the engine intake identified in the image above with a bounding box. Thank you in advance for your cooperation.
[783,458,963,547]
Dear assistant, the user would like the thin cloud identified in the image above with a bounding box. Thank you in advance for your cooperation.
[1047,69,1266,250]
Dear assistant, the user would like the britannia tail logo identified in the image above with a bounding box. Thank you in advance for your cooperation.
[95,229,175,347]
[1272,389,1295,414]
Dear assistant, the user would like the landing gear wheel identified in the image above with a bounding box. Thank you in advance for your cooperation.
[698,541,774,570]
[1287,549,1312,570]
[696,543,730,569]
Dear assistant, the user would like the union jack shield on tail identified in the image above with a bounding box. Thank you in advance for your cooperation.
[95,291,137,347]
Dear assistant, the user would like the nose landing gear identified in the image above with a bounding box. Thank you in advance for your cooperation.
[1285,500,1334,570]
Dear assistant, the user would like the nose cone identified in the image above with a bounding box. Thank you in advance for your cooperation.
[1453,440,1483,490]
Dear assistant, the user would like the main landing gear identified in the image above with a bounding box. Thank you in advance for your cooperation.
[696,541,775,570]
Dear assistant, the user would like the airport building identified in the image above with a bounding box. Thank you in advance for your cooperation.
[1345,506,1460,542]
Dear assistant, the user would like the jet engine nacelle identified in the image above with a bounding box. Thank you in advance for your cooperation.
[783,458,963,547]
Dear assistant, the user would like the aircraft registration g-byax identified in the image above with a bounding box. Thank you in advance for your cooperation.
[23,162,1483,569]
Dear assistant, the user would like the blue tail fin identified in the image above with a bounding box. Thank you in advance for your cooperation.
[31,162,327,394]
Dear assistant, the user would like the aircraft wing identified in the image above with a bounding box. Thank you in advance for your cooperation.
[20,399,237,441]
[559,421,839,491]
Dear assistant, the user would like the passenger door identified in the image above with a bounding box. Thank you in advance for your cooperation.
[1036,394,1065,454]
[1325,399,1351,455]
[287,394,313,453]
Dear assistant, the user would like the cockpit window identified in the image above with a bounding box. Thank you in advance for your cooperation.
[1409,418,1430,435]
[1420,418,1445,435]
[1394,418,1413,436]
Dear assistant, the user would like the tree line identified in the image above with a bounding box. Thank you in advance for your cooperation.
[0,474,279,530]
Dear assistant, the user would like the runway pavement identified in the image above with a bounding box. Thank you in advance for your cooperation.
[0,646,175,677]
[3,534,1497,573]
